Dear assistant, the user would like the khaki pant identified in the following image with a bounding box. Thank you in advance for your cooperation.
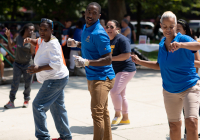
[163,81,200,122]
[87,78,115,140]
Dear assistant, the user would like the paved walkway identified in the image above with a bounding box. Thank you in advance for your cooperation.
[0,69,199,140]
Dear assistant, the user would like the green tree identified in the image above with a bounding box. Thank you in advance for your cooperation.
[0,0,31,20]
[1,0,200,39]
[0,0,108,21]
[108,0,126,22]
[127,0,200,39]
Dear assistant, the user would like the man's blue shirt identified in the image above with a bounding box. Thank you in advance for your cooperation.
[81,20,115,80]
[157,32,199,93]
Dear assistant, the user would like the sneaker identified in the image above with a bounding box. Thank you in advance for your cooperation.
[111,116,122,125]
[119,119,130,125]
[22,100,29,108]
[4,101,15,109]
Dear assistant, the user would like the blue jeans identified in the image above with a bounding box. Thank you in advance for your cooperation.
[32,76,72,140]
[10,62,33,102]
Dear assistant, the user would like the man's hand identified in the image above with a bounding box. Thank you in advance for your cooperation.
[4,28,11,38]
[168,42,182,53]
[131,54,141,64]
[27,65,41,74]
[23,38,32,46]
[73,55,89,67]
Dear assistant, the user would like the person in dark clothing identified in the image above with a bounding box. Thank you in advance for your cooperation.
[121,19,131,43]
[124,14,136,44]
[106,19,136,125]
[153,15,161,41]
[4,23,35,109]
[79,11,86,26]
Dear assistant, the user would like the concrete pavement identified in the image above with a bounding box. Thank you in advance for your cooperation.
[0,69,199,140]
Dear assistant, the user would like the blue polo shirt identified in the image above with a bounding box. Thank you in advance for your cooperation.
[157,33,199,93]
[81,20,115,80]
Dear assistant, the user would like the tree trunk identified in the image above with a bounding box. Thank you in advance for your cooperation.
[136,1,141,40]
[11,0,17,20]
[108,0,126,22]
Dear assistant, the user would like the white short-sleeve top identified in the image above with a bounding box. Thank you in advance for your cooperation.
[34,36,69,83]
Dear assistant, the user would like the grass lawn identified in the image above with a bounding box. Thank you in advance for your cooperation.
[139,50,158,61]
[134,40,159,61]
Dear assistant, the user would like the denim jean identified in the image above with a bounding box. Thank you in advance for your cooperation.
[10,62,33,102]
[32,76,72,140]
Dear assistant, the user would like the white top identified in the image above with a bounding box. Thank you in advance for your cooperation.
[34,36,69,83]
[0,48,7,56]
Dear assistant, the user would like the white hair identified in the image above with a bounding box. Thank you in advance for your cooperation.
[160,11,177,24]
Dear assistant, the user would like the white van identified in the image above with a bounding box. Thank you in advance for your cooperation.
[130,21,163,39]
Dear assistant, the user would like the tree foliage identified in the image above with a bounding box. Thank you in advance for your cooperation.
[0,0,107,21]
[0,0,200,22]
[128,0,200,19]
[125,0,200,38]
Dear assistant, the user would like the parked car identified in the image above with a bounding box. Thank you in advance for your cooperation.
[188,20,200,38]
[189,20,200,31]
[130,21,163,40]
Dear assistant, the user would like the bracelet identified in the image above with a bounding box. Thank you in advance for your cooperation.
[85,60,90,66]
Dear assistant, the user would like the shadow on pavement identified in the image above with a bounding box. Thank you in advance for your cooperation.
[111,126,118,130]
[70,126,93,134]
[70,125,122,135]
[166,137,184,140]
[134,69,161,79]
[0,106,22,112]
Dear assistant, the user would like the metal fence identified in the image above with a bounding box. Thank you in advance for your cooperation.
[0,21,65,42]
[0,21,65,67]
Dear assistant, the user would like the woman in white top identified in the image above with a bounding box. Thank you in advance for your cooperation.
[24,18,72,140]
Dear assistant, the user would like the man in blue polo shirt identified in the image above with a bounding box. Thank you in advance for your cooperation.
[71,2,115,140]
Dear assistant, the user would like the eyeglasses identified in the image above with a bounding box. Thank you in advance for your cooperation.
[41,18,54,29]
[106,25,114,29]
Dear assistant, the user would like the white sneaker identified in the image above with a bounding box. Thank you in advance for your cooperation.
[22,100,29,108]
